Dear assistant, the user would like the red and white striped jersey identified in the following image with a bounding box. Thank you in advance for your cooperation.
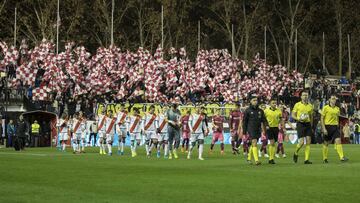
[189,113,205,134]
[157,114,168,133]
[116,111,128,129]
[72,118,85,134]
[96,115,107,132]
[57,119,68,134]
[127,115,142,133]
[142,113,158,132]
[105,117,117,134]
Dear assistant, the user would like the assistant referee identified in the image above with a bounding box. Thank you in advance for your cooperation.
[292,91,313,164]
[264,99,283,164]
[320,95,349,163]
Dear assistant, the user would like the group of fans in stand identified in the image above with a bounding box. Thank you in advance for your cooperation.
[56,89,349,164]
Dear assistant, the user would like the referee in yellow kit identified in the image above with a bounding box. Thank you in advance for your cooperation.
[321,95,349,163]
[264,99,284,164]
[292,91,313,164]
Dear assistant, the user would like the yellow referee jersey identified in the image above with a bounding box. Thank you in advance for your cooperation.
[321,105,340,125]
[264,107,282,128]
[292,101,313,123]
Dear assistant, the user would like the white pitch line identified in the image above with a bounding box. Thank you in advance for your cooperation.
[0,152,73,157]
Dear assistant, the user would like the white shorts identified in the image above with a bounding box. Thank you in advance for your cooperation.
[74,133,82,140]
[145,131,157,140]
[106,134,114,143]
[98,131,105,138]
[158,133,168,142]
[130,132,141,141]
[118,128,127,138]
[190,133,204,143]
[81,133,86,139]
[59,133,68,141]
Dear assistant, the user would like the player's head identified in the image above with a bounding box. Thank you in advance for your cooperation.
[329,95,338,106]
[133,108,140,116]
[270,98,277,109]
[19,115,24,121]
[79,111,83,117]
[200,106,206,114]
[108,110,113,117]
[61,113,68,119]
[172,103,178,110]
[249,94,258,107]
[236,102,241,110]
[161,105,168,113]
[186,109,191,115]
[196,106,202,114]
[301,90,309,103]
[149,105,155,114]
[120,103,125,111]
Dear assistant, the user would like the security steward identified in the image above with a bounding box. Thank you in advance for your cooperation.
[31,120,40,147]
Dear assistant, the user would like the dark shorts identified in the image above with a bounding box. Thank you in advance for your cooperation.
[296,122,313,138]
[267,127,279,142]
[248,131,261,140]
[324,125,340,142]
[231,130,239,137]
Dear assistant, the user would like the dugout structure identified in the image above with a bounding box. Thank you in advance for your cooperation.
[22,110,58,147]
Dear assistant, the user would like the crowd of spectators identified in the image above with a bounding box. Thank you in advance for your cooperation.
[1,40,360,146]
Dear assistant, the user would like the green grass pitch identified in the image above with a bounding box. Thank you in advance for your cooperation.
[0,144,359,203]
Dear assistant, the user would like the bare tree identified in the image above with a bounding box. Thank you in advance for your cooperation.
[274,0,307,70]
[267,26,282,64]
[91,0,129,47]
[0,0,6,14]
[238,1,262,61]
[204,0,240,57]
[20,0,57,44]
[334,0,343,76]
[128,0,160,49]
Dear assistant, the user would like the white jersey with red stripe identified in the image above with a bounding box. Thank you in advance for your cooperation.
[127,115,142,133]
[189,113,205,134]
[142,113,158,132]
[106,117,116,135]
[96,115,107,132]
[72,118,85,134]
[57,119,68,134]
[116,111,128,129]
[157,114,168,133]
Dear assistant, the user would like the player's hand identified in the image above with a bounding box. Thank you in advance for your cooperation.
[323,128,328,135]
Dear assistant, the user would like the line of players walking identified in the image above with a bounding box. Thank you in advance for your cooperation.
[56,91,348,164]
